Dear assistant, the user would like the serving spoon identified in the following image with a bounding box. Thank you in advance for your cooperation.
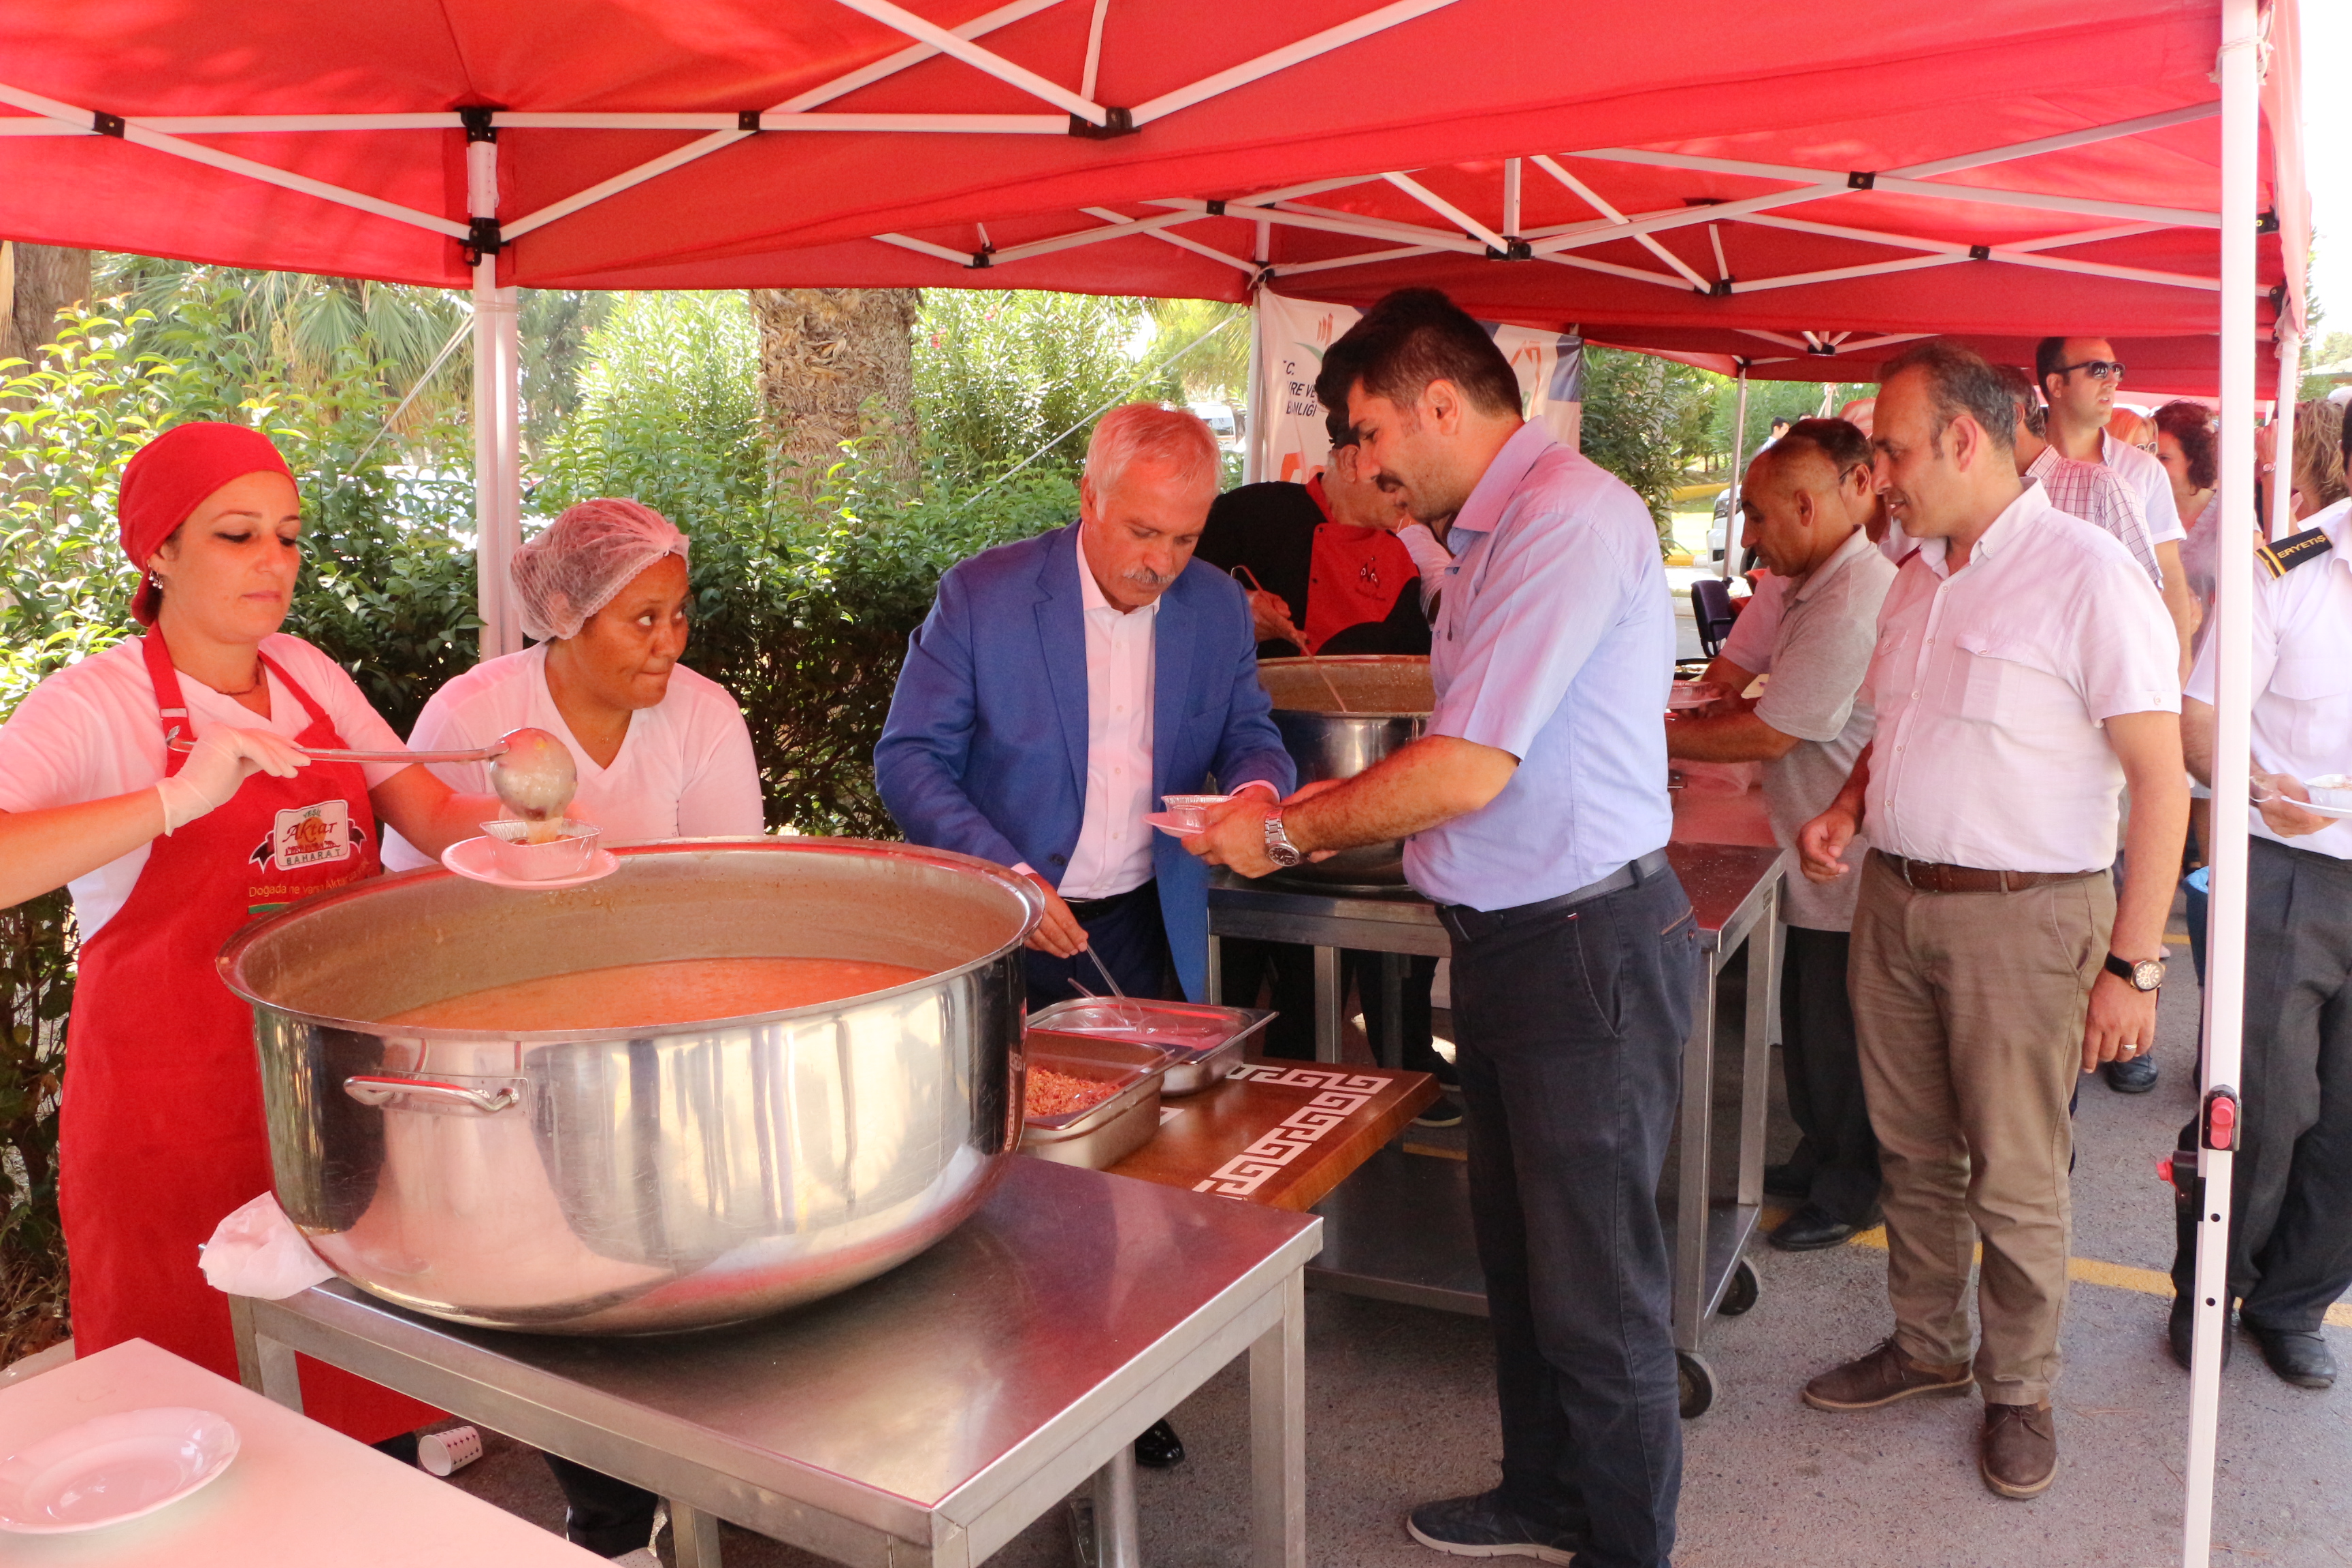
[167,735,505,765]
[165,725,578,830]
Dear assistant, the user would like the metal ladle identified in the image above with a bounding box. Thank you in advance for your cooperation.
[485,727,578,836]
[1229,564,1350,712]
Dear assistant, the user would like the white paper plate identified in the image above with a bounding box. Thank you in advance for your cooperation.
[442,836,620,889]
[1145,812,1207,838]
[0,1407,238,1534]
[2283,797,2352,821]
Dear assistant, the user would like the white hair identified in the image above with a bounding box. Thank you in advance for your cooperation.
[1083,403,1221,497]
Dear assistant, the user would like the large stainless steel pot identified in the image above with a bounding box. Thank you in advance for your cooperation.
[1257,656,1433,885]
[218,840,1041,1335]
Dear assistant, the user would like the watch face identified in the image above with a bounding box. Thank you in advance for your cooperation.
[2134,958,2166,991]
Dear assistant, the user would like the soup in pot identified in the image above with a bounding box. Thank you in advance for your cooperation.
[385,956,930,1032]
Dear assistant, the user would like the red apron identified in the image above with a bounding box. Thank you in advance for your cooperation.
[1302,510,1418,654]
[58,634,438,1441]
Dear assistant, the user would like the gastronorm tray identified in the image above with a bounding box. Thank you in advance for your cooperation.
[1019,1032,1175,1169]
[1027,998,1275,1096]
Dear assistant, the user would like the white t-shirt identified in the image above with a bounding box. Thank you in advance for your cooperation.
[380,644,764,871]
[2102,429,2187,546]
[0,634,408,937]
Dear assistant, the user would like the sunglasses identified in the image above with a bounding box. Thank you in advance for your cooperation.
[2055,359,2127,382]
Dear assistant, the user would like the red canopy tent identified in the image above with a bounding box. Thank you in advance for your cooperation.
[0,5,2310,1563]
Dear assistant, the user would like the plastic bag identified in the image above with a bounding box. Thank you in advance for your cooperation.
[199,1192,336,1298]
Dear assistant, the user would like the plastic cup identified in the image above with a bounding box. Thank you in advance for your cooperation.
[418,1425,484,1477]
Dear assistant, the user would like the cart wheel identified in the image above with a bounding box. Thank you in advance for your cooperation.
[1677,1350,1716,1420]
[1718,1258,1761,1318]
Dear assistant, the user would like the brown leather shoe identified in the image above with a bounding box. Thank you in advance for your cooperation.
[1980,1401,2058,1498]
[1801,1338,1973,1411]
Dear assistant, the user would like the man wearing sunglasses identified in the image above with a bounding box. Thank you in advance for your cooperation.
[2036,337,2199,677]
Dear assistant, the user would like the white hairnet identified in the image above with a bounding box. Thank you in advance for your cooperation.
[511,498,691,642]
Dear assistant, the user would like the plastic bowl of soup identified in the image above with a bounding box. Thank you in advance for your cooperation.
[479,819,601,881]
[2305,774,2352,810]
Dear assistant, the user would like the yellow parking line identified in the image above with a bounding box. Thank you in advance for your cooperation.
[1770,1209,2352,1328]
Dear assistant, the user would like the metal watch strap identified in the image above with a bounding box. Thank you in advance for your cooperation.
[1262,810,1303,868]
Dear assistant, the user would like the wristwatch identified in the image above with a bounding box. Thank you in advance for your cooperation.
[1262,811,1305,869]
[2104,951,2166,992]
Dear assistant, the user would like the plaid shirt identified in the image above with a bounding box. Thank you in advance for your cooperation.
[2026,444,2162,585]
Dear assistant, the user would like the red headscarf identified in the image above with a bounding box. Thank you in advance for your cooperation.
[118,422,296,625]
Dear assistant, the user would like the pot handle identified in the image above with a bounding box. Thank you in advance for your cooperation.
[344,1075,523,1114]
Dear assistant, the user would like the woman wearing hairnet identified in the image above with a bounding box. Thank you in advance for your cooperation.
[383,499,762,877]
[385,498,760,1555]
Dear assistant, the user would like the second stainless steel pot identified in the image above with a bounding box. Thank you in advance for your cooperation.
[1257,656,1433,885]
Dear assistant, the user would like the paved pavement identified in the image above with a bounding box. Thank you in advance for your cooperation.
[438,932,2352,1567]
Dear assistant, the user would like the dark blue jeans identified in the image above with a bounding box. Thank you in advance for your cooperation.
[1450,868,1697,1568]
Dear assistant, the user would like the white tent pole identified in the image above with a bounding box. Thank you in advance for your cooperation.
[1242,288,1267,486]
[2184,1,2259,1563]
[2267,327,2302,541]
[1720,365,1748,581]
[468,129,523,660]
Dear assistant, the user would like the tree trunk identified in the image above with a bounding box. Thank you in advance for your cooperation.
[749,287,921,502]
[0,244,93,368]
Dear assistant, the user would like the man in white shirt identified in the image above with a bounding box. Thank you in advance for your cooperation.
[1669,420,1896,1253]
[2173,488,2352,1390]
[1795,341,2187,1501]
[2037,336,2199,668]
[876,404,1294,1013]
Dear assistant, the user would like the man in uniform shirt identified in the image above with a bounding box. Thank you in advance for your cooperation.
[1669,419,1895,1253]
[1188,288,1693,1568]
[2172,478,2352,1389]
[2037,336,2199,666]
[1796,342,2187,1501]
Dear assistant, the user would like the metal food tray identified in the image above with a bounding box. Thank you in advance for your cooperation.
[1020,1033,1172,1169]
[1028,998,1275,1097]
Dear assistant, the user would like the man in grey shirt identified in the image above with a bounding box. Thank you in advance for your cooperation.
[1669,419,1897,1250]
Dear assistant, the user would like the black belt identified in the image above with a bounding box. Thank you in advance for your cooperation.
[1062,880,1157,918]
[1436,848,1672,945]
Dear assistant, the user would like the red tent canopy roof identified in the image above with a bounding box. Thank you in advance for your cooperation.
[0,0,2306,395]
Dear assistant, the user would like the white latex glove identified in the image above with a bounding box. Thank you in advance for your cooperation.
[154,727,311,834]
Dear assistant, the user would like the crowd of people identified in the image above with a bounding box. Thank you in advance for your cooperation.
[0,283,2345,1568]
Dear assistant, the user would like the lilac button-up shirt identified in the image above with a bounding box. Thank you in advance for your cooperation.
[1407,423,1676,911]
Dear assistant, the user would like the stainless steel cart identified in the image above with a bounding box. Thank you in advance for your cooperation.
[1205,840,1785,1417]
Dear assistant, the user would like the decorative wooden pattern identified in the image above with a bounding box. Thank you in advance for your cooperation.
[1105,1060,1439,1213]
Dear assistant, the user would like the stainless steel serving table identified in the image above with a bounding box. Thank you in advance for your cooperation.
[231,1158,1320,1568]
[1204,840,1786,1417]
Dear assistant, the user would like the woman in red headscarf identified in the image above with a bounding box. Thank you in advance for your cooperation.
[0,423,500,1443]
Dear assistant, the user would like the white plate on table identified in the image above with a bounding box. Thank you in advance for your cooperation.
[442,835,621,889]
[0,1406,238,1534]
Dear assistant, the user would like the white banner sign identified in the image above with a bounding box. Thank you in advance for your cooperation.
[1255,291,1585,485]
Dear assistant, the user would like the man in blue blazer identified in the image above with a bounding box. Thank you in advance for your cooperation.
[877,404,1295,1011]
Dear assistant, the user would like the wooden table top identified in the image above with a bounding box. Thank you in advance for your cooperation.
[1106,1058,1440,1212]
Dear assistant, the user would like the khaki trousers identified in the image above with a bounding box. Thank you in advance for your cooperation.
[1848,850,2113,1405]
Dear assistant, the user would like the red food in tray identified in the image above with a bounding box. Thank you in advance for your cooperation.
[1025,1065,1118,1120]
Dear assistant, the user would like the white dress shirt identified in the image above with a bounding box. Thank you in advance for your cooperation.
[2102,428,2187,545]
[1058,529,1162,899]
[2027,444,2160,583]
[2184,497,2352,861]
[1862,483,2180,872]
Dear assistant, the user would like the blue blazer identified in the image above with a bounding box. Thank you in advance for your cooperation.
[876,523,1295,1001]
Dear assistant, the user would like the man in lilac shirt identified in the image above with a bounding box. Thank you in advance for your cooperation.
[1189,289,1694,1568]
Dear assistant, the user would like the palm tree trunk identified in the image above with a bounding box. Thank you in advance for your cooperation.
[749,288,920,502]
[1,244,91,368]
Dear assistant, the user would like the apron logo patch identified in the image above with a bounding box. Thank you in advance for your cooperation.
[252,800,357,870]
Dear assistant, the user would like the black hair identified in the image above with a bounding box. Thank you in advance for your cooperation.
[1768,415,1792,431]
[1313,288,1522,426]
[1323,405,1358,451]
[1769,417,1874,477]
[1881,340,2018,455]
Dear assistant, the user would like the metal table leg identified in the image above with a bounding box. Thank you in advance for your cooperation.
[1737,891,1782,1211]
[1091,1448,1140,1568]
[229,1294,304,1413]
[668,1499,724,1568]
[1248,1271,1307,1568]
[1313,945,1343,1064]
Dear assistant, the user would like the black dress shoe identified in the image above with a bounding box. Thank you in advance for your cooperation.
[2166,1296,2236,1370]
[1763,1162,1813,1201]
[2104,1055,2159,1094]
[1134,1418,1186,1468]
[1769,1201,1871,1252]
[2248,1324,2337,1388]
